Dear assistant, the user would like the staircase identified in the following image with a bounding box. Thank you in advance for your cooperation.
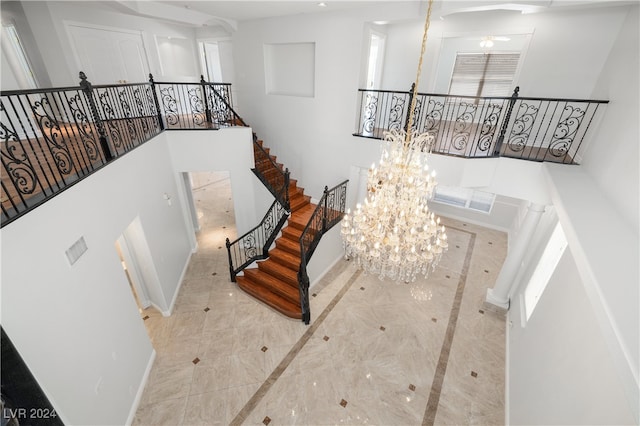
[235,137,313,319]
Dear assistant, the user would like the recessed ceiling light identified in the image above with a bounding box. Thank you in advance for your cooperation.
[373,20,389,25]
[318,2,327,7]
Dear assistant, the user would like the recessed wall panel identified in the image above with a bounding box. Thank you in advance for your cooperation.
[264,42,315,97]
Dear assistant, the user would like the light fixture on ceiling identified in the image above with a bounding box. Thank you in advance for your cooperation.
[341,0,447,283]
[480,37,494,48]
[318,2,327,7]
[479,35,510,48]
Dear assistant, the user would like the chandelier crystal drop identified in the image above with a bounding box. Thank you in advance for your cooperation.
[341,129,448,282]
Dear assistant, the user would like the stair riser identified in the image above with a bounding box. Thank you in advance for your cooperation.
[236,279,302,320]
[243,271,299,304]
[257,263,298,287]
[270,255,300,270]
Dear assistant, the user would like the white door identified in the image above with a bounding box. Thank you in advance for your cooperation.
[67,24,150,84]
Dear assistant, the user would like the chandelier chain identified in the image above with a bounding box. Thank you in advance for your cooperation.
[407,0,435,141]
[340,0,447,283]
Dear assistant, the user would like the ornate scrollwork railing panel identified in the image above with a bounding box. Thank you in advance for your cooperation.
[206,83,236,126]
[225,199,289,281]
[298,179,349,324]
[1,79,165,226]
[1,99,41,212]
[354,88,607,164]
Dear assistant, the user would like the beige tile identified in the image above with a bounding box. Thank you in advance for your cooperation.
[141,362,194,405]
[133,396,187,426]
[136,173,507,426]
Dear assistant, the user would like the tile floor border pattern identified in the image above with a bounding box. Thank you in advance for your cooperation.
[229,268,363,425]
[230,225,477,425]
[422,226,476,425]
[133,172,505,425]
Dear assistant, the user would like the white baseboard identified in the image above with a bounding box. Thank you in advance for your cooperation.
[505,311,511,426]
[164,250,194,316]
[309,253,343,289]
[125,349,156,426]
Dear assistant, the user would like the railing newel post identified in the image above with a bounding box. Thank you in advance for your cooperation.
[148,73,165,131]
[322,185,329,232]
[284,168,290,211]
[494,86,519,156]
[79,71,113,162]
[225,237,236,282]
[200,75,212,124]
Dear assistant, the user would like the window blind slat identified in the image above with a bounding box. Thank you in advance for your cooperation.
[449,52,520,97]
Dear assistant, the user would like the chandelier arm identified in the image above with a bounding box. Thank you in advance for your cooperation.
[407,0,435,142]
[341,0,447,283]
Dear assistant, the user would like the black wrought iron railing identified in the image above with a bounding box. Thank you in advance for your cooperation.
[251,135,290,211]
[151,75,243,129]
[0,72,247,227]
[297,180,349,324]
[225,198,290,282]
[354,85,608,165]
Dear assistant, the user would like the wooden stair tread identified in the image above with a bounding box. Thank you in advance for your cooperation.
[243,134,320,322]
[243,268,299,303]
[275,236,301,256]
[268,247,301,270]
[236,276,302,319]
[290,194,311,212]
[258,259,298,287]
[288,204,317,229]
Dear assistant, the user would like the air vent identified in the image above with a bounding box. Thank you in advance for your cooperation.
[65,236,88,265]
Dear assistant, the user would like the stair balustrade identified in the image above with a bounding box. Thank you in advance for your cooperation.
[251,135,290,211]
[149,75,241,129]
[0,72,246,227]
[354,85,608,164]
[297,180,349,324]
[225,198,290,282]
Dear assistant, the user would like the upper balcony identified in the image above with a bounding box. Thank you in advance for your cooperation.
[1,76,608,228]
[353,85,608,165]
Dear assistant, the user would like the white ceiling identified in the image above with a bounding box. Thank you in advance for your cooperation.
[158,0,393,22]
[105,0,634,30]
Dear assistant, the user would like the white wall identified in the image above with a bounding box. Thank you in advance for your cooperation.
[381,6,628,98]
[508,248,636,425]
[19,1,202,86]
[166,127,264,238]
[231,4,638,424]
[232,3,426,200]
[583,5,639,235]
[0,127,261,425]
[1,135,189,425]
[429,194,523,235]
[504,7,639,423]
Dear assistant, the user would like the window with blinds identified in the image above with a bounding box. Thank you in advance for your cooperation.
[432,185,495,213]
[448,52,519,97]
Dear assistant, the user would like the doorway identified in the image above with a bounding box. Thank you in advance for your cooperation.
[115,217,167,316]
[66,23,150,84]
[115,236,150,311]
[199,41,223,82]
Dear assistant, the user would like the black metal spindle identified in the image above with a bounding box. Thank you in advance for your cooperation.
[200,75,212,125]
[79,72,113,162]
[494,86,519,156]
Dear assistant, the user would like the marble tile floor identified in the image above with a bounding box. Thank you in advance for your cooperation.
[133,171,507,425]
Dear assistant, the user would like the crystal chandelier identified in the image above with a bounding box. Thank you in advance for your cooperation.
[341,0,447,282]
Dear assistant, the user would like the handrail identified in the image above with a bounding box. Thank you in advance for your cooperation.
[354,86,608,164]
[225,198,289,282]
[0,72,246,227]
[297,179,349,324]
[251,135,290,211]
